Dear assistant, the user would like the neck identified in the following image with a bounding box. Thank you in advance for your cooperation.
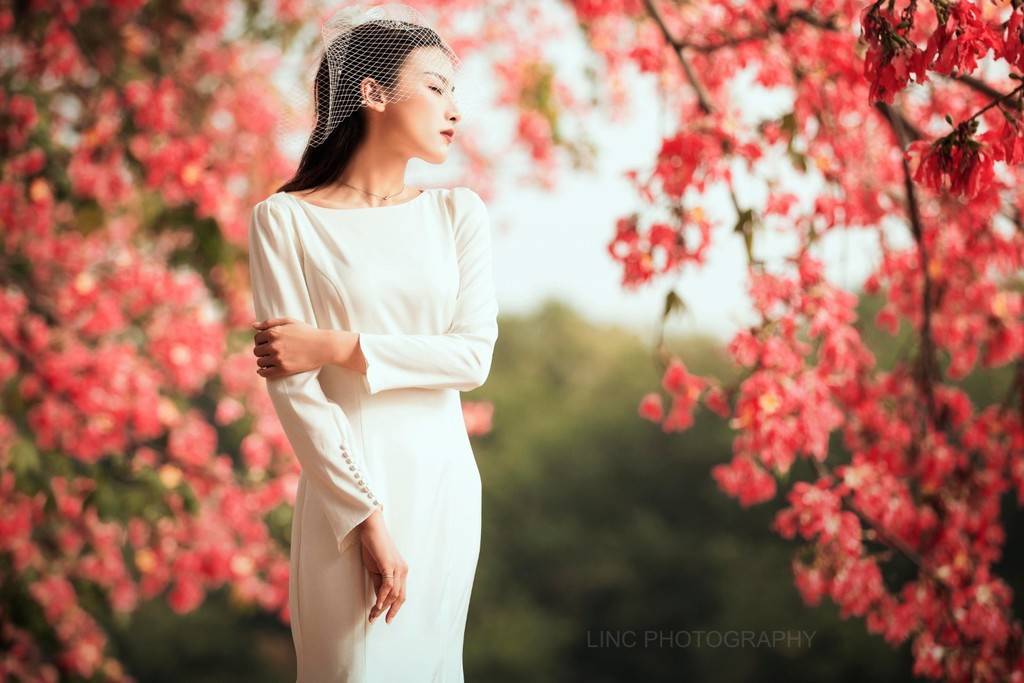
[331,134,411,203]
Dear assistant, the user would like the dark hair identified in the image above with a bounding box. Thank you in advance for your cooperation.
[277,20,454,195]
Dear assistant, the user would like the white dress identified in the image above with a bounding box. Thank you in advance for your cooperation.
[247,186,499,683]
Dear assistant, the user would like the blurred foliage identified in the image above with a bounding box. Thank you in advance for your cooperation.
[102,588,294,683]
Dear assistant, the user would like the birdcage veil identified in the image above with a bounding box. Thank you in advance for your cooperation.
[275,3,478,149]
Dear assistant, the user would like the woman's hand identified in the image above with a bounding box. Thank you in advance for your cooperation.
[358,510,408,624]
[251,317,343,379]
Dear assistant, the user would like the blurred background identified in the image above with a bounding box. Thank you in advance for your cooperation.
[3,0,1023,681]
[95,298,1024,682]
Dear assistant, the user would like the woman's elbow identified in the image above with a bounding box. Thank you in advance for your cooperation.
[465,360,491,390]
[465,338,496,390]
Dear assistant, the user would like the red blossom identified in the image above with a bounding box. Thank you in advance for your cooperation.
[919,0,1002,78]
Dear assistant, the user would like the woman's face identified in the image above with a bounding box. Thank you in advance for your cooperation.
[372,46,461,164]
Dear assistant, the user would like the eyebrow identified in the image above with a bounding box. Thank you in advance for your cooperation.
[423,70,455,93]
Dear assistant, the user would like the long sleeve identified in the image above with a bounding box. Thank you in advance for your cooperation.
[248,198,381,555]
[358,187,499,394]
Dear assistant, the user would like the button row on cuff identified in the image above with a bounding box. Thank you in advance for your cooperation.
[340,445,381,507]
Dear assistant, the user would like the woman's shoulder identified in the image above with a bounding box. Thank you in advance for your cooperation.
[256,191,294,210]
[249,193,300,242]
[252,192,307,224]
[446,185,484,205]
[442,186,487,221]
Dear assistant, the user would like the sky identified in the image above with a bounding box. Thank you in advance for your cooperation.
[405,3,890,347]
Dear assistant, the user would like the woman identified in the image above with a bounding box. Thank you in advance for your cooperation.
[246,6,498,681]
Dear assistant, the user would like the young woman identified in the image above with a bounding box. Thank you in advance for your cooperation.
[246,7,498,681]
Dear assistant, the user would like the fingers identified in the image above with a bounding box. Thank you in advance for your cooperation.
[250,317,291,330]
[252,322,285,376]
[255,354,281,378]
[370,577,395,623]
[385,586,406,624]
[252,327,279,351]
[369,563,408,624]
[252,333,280,376]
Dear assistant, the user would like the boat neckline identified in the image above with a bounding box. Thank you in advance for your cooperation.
[279,188,431,212]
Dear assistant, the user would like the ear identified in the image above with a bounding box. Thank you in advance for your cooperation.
[360,77,388,112]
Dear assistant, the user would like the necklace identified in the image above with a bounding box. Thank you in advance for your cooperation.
[339,181,406,203]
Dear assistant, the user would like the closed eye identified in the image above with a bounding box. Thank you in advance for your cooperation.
[429,85,444,94]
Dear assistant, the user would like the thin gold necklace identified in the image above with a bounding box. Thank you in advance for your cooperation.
[339,181,406,203]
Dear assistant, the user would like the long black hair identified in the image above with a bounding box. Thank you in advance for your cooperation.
[277,20,455,194]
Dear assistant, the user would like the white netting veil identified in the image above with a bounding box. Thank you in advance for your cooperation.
[275,3,477,150]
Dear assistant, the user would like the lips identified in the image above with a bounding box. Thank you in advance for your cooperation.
[440,129,455,142]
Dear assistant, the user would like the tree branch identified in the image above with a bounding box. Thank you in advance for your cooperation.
[875,100,940,425]
[641,0,714,114]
